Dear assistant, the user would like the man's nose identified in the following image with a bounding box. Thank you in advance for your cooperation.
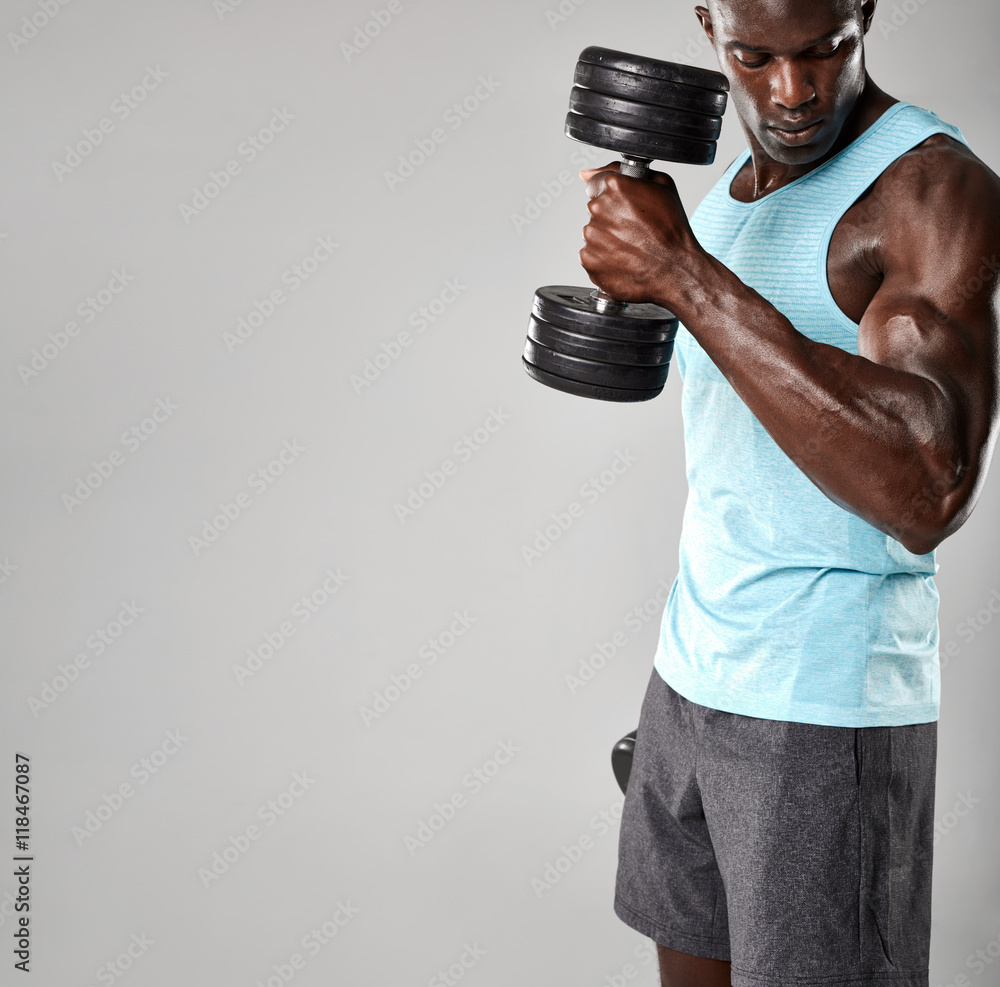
[770,58,816,111]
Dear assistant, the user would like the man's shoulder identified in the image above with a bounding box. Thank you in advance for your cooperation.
[869,129,1000,227]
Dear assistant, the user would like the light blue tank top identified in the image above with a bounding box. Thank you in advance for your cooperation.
[654,102,967,727]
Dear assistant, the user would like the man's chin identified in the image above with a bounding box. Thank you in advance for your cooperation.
[758,128,836,165]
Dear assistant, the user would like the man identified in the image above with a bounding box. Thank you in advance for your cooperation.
[578,1,1000,984]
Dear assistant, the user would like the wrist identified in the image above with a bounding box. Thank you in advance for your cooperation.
[652,246,720,326]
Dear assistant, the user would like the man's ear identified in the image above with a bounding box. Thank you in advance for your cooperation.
[695,5,715,45]
[861,0,878,34]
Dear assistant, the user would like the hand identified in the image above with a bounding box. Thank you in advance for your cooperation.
[578,161,703,310]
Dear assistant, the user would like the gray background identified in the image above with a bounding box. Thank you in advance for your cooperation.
[1,0,997,984]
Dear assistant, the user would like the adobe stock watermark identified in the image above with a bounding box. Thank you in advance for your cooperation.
[81,934,154,987]
[26,600,145,717]
[393,407,511,523]
[178,107,295,224]
[0,557,18,587]
[350,277,468,393]
[8,0,75,54]
[940,587,1000,669]
[252,902,361,987]
[358,609,477,726]
[71,730,189,846]
[667,28,715,65]
[404,740,522,855]
[341,0,416,63]
[232,568,350,684]
[198,771,316,888]
[427,942,488,987]
[935,929,1000,987]
[0,890,21,928]
[565,578,672,695]
[934,255,999,324]
[529,796,623,898]
[599,941,657,987]
[384,75,501,191]
[187,439,305,556]
[510,144,606,234]
[61,397,179,514]
[933,791,980,846]
[544,0,593,30]
[878,0,935,40]
[521,449,638,566]
[51,66,169,182]
[17,267,136,385]
[213,0,248,19]
[223,236,340,352]
[12,877,29,973]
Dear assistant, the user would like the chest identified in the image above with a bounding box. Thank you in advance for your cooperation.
[708,165,886,330]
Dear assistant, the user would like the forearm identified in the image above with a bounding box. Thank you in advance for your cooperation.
[663,254,965,554]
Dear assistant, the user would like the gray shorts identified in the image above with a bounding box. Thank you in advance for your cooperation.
[615,668,937,987]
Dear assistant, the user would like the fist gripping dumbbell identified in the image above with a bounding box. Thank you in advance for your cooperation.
[522,47,729,402]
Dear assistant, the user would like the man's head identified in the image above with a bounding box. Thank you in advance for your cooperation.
[695,0,878,165]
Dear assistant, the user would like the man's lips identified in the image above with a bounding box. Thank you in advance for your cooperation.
[768,119,825,145]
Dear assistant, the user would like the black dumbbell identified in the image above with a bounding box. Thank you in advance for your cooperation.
[523,47,729,402]
[611,728,637,795]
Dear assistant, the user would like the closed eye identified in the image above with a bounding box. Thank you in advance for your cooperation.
[734,51,769,68]
[809,41,842,57]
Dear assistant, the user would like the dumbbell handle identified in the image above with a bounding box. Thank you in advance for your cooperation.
[618,155,651,179]
[593,155,651,313]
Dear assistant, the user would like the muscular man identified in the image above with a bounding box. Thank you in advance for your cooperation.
[578,1,1000,984]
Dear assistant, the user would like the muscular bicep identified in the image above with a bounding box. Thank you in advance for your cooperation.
[857,145,1000,473]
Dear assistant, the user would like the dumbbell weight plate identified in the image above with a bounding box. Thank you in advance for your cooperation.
[524,338,670,390]
[578,46,729,94]
[533,286,678,343]
[569,87,722,142]
[527,315,674,367]
[575,62,728,117]
[566,114,717,165]
[522,359,664,403]
[611,728,638,795]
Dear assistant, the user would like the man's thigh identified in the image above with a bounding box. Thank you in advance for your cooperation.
[615,668,937,987]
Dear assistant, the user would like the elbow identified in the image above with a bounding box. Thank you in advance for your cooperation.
[891,480,971,556]
[890,513,950,556]
[897,530,943,557]
[876,424,980,555]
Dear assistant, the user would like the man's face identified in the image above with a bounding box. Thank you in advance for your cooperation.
[697,0,873,165]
